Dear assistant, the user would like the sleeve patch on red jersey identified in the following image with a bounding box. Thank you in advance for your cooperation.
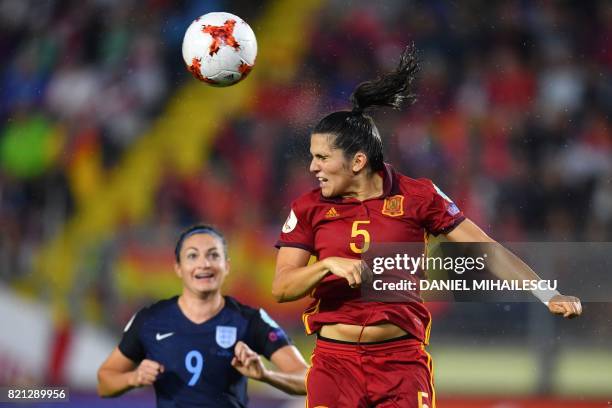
[447,202,460,215]
[282,209,298,233]
[433,184,461,216]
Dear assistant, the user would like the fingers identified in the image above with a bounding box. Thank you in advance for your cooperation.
[325,257,370,288]
[360,260,373,284]
[234,341,246,359]
[134,359,164,386]
[346,260,364,288]
[232,342,264,379]
[564,299,582,319]
[234,341,257,364]
[549,297,583,319]
[575,300,583,315]
[548,302,565,315]
[243,356,260,370]
[562,297,581,318]
[353,261,363,286]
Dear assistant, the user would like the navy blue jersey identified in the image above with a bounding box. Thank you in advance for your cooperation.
[118,296,291,408]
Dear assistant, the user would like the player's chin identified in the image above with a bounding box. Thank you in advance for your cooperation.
[192,285,220,296]
[320,185,334,197]
[191,277,220,291]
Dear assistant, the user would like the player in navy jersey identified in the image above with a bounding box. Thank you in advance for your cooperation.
[97,225,307,408]
[272,45,582,408]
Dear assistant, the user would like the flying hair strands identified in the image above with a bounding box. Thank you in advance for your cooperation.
[350,43,419,114]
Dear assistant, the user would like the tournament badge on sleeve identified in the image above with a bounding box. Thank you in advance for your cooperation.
[215,326,237,349]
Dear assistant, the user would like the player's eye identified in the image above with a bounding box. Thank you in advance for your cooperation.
[187,253,198,260]
[208,252,220,260]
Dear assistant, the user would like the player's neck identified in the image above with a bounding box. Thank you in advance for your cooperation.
[344,171,383,201]
[178,292,225,324]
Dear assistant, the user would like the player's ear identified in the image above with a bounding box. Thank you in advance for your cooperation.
[352,152,368,173]
[224,257,231,274]
[174,262,182,277]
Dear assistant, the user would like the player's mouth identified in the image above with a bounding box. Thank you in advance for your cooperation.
[317,177,328,188]
[194,272,215,281]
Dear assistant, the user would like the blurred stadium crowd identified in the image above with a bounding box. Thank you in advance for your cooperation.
[0,0,611,388]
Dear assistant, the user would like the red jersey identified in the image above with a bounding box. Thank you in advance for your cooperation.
[276,164,465,343]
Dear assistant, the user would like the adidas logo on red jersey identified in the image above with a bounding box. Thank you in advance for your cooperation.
[325,207,339,218]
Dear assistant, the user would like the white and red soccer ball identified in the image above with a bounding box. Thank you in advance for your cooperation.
[182,12,257,87]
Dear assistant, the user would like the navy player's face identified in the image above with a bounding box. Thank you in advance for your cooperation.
[309,133,355,197]
[174,233,229,296]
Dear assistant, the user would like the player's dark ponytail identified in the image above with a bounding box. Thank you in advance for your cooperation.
[312,44,419,172]
[350,44,418,113]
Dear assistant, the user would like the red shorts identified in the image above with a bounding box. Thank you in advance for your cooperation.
[306,336,435,408]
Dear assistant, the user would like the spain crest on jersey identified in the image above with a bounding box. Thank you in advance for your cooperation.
[215,326,237,349]
[382,195,404,217]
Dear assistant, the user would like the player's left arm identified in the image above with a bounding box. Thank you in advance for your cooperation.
[231,341,308,395]
[445,218,582,318]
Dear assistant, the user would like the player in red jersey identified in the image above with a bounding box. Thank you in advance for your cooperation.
[272,46,582,408]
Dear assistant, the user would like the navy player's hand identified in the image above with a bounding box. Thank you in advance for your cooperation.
[548,295,582,319]
[231,341,266,380]
[322,257,369,288]
[130,359,165,387]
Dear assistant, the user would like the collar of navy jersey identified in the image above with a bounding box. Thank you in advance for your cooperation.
[319,162,396,203]
[173,295,233,327]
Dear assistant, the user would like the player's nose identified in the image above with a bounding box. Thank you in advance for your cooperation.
[309,158,319,173]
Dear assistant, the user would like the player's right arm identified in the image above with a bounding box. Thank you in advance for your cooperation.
[97,348,164,397]
[97,309,164,397]
[272,247,364,302]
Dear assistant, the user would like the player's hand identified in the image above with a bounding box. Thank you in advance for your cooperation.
[323,257,368,288]
[130,359,164,387]
[232,341,267,380]
[548,295,582,319]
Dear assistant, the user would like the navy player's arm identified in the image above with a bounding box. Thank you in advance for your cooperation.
[273,247,365,301]
[232,341,308,395]
[445,219,582,318]
[97,347,161,397]
[234,307,308,394]
[97,311,165,397]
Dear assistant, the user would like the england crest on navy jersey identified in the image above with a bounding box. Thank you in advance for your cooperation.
[215,326,237,349]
